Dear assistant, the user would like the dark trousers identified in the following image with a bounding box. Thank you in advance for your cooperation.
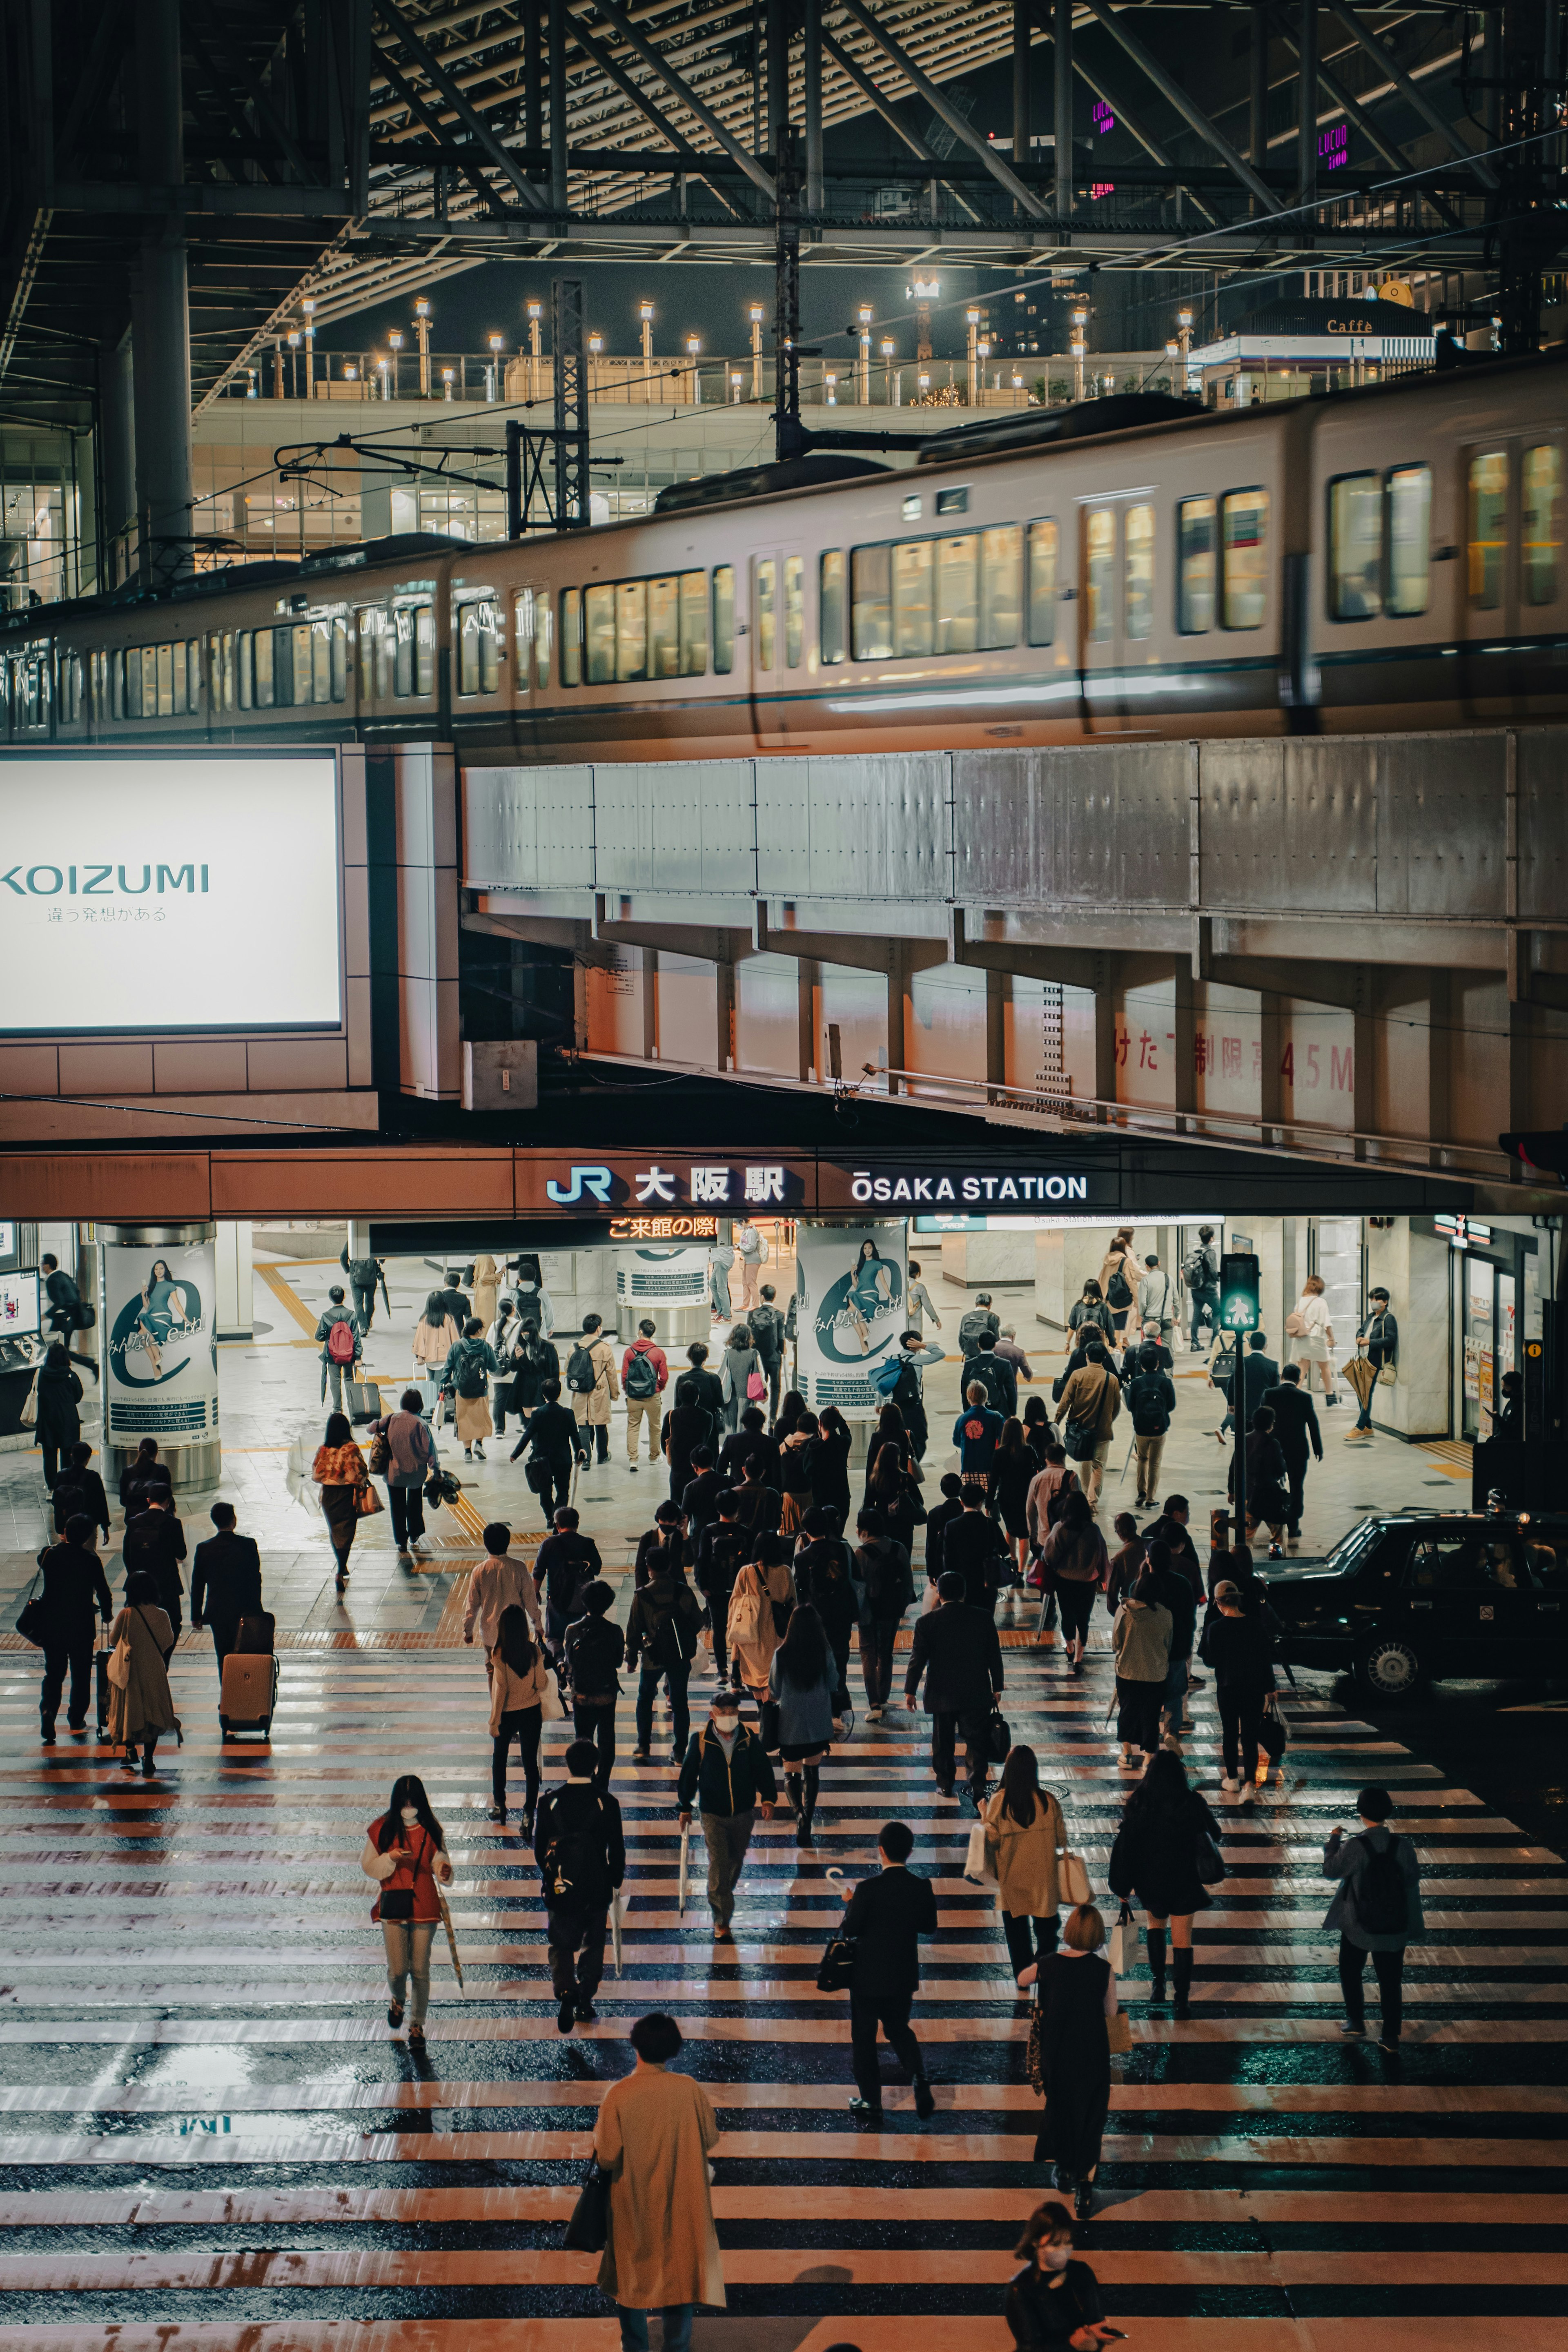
[492,1705,542,1811]
[388,1483,426,1550]
[849,1989,925,2106]
[210,1619,240,1682]
[1339,1936,1404,2041]
[547,1902,608,2005]
[1116,1675,1164,1753]
[40,1635,94,1731]
[321,1359,350,1409]
[932,1707,990,1801]
[829,1633,852,1713]
[1002,1909,1060,1975]
[572,1697,617,1788]
[513,1453,571,1515]
[1218,1685,1264,1781]
[351,1283,377,1332]
[906,1405,929,1462]
[42,1440,65,1488]
[637,1657,690,1756]
[1281,1448,1308,1531]
[704,1586,733,1682]
[1189,1284,1219,1348]
[859,1619,897,1708]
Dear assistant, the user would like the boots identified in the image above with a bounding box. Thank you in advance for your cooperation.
[1145,1926,1167,2003]
[786,1771,805,1840]
[1172,1945,1194,2018]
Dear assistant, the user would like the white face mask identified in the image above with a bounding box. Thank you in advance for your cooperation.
[399,1806,419,1826]
[1038,2240,1072,2272]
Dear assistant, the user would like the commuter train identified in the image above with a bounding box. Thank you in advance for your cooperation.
[2,344,1564,759]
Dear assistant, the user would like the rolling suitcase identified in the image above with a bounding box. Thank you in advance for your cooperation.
[220,1650,280,1742]
[346,1379,381,1425]
[94,1641,111,1738]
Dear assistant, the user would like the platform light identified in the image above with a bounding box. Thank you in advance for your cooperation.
[441,365,454,399]
[730,368,743,401]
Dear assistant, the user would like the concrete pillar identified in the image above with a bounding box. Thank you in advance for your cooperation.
[395,745,461,1101]
[131,0,194,579]
[102,331,136,586]
[215,1221,254,1340]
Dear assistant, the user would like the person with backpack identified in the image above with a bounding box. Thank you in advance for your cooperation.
[905,1569,1004,1809]
[621,1320,668,1470]
[959,1294,1001,1360]
[677,1686,776,1942]
[696,1494,749,1686]
[511,1377,577,1519]
[1198,1579,1277,1797]
[719,1323,764,1436]
[1182,1226,1221,1351]
[1098,1232,1140,1340]
[566,1581,626,1789]
[534,1738,626,2031]
[1126,1343,1177,1512]
[535,1505,602,1663]
[339,1243,388,1335]
[626,1547,705,1763]
[567,1314,619,1468]
[727,1539,795,1740]
[1323,1785,1423,2049]
[1040,1493,1107,1675]
[967,1335,1019,1421]
[1055,1342,1121,1508]
[880,1329,943,1460]
[1107,1746,1221,2017]
[734,1216,768,1311]
[485,1296,528,1439]
[1067,1278,1116,1348]
[748,1282,788,1422]
[854,1508,915,1720]
[508,1254,556,1340]
[50,1439,110,1544]
[487,1602,551,1832]
[315,1287,363,1413]
[444,1318,501,1462]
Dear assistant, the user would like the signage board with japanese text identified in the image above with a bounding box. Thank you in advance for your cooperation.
[517,1155,812,1215]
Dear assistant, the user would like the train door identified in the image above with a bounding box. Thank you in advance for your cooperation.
[750,544,803,746]
[1459,439,1517,719]
[1078,494,1155,733]
[511,581,552,751]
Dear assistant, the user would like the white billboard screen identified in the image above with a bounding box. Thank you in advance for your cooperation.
[0,755,342,1032]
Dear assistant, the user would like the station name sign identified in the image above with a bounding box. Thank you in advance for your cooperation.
[838,1168,1106,1207]
[517,1151,1118,1216]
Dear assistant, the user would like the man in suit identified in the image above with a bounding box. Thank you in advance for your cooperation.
[121,1491,188,1635]
[842,1819,938,2120]
[190,1502,263,1680]
[941,1488,1011,1615]
[1261,1363,1323,1539]
[1239,1331,1280,1429]
[662,1393,718,1507]
[904,1570,1004,1809]
[922,1471,966,1582]
[36,1515,113,1741]
[510,1379,578,1519]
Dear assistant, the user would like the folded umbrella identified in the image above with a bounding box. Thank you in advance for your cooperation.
[1340,1354,1378,1409]
[437,1887,464,1989]
[678,1820,691,1918]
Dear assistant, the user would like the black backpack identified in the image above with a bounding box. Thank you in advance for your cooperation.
[623,1346,659,1400]
[453,1347,488,1399]
[891,1359,920,1411]
[566,1342,598,1395]
[1354,1835,1408,1936]
[540,1794,612,1908]
[1128,1372,1171,1436]
[1107,1266,1133,1310]
[349,1256,379,1288]
[959,1308,995,1358]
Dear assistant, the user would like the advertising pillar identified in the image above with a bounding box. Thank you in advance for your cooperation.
[794,1222,908,1416]
[615,1242,711,1350]
[98,1222,221,1489]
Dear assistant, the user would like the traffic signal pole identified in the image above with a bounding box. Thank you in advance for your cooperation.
[1220,1251,1261,1555]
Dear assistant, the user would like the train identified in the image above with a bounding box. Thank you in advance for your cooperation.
[2,344,1564,760]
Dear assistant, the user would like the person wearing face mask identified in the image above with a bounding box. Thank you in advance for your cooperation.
[1004,2201,1118,2350]
[361,1773,454,2048]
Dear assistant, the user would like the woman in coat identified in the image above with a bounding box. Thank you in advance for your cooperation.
[314,1411,370,1592]
[1019,1902,1119,2221]
[470,1252,500,1334]
[510,1324,561,1430]
[1199,1578,1278,1795]
[1005,2201,1115,2351]
[105,1569,178,1778]
[593,2010,725,2335]
[768,1602,836,1845]
[984,1743,1067,1979]
[993,1418,1036,1578]
[720,1325,762,1436]
[808,1405,853,1527]
[1107,1746,1221,2015]
[1110,1568,1172,1768]
[777,1410,818,1535]
[445,1318,501,1461]
[34,1343,84,1490]
[727,1541,792,1719]
[1230,1407,1291,1550]
[370,1389,438,1562]
[1040,1494,1107,1677]
[412,1291,460,1380]
[488,1602,551,1831]
[864,1443,926,1560]
[361,1772,454,2047]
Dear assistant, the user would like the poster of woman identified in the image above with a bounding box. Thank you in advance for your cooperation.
[104,1243,220,1448]
[795,1223,907,1413]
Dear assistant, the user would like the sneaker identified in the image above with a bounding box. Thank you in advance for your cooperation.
[867,1705,882,1722]
[557,1998,576,2034]
[628,1463,638,1473]
[1339,2020,1366,2038]
[474,1443,486,1460]
[487,1804,506,1822]
[1220,1773,1240,1793]
[913,2076,935,2120]
[847,2094,882,2118]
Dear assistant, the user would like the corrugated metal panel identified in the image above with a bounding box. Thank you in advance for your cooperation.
[1202,742,1379,912]
[956,746,1188,906]
[1517,731,1568,925]
[757,755,949,900]
[590,761,755,895]
[461,765,594,891]
[1375,734,1504,918]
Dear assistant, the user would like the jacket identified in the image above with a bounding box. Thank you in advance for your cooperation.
[1056,1361,1121,1450]
[853,1535,914,1628]
[565,1612,625,1702]
[717,1428,781,1489]
[952,1401,1004,1477]
[1322,1822,1424,1951]
[361,1816,452,1924]
[967,1347,1018,1419]
[445,1335,499,1398]
[34,1358,83,1447]
[50,1465,111,1539]
[1238,1349,1280,1421]
[488,1647,552,1730]
[768,1653,837,1748]
[680,1468,723,1539]
[923,1494,964,1578]
[44,1267,82,1330]
[1356,1308,1399,1366]
[1261,1382,1324,1463]
[794,1539,859,1646]
[370,1408,437,1487]
[994,1336,1033,1380]
[905,1599,1003,1714]
[1111,1597,1172,1682]
[523,1399,578,1464]
[536,1530,603,1619]
[314,1306,361,1368]
[695,1520,748,1604]
[621,1337,669,1393]
[748,1303,786,1368]
[664,1401,717,1483]
[677,1718,777,1815]
[37,1540,113,1641]
[1004,2257,1104,2349]
[842,1864,938,1996]
[626,1572,704,1672]
[1040,1521,1107,1587]
[535,1779,626,1901]
[1199,1606,1277,1695]
[1024,1466,1078,1548]
[463,1553,543,1649]
[510,1337,561,1410]
[189,1530,263,1628]
[412,1313,460,1370]
[673,1366,724,1419]
[1126,1368,1177,1436]
[120,1507,187,1613]
[943,1509,1010,1608]
[1143,1559,1197,1658]
[983,1785,1066,1919]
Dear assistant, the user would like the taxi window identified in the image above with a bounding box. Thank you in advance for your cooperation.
[1519,1535,1567,1589]
[1407,1535,1488,1590]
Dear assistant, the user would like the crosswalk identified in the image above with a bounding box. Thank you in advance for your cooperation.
[1,1604,1564,2352]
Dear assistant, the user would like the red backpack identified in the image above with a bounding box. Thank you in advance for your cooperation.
[327,1318,357,1365]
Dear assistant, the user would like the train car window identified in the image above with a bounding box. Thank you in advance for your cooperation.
[647,576,679,679]
[1027,520,1057,646]
[979,523,1022,649]
[820,551,847,664]
[171,643,188,717]
[1221,489,1267,629]
[154,643,172,718]
[1522,444,1560,606]
[330,616,348,701]
[615,580,648,683]
[937,534,978,654]
[207,634,226,713]
[458,599,500,695]
[236,632,252,709]
[562,588,582,686]
[140,646,158,715]
[892,539,933,657]
[756,559,777,669]
[311,618,332,703]
[584,584,615,683]
[1124,504,1155,639]
[784,554,804,668]
[255,626,276,708]
[1085,510,1115,642]
[1467,450,1508,609]
[679,570,707,675]
[415,603,435,695]
[393,610,415,697]
[1177,497,1216,632]
[188,639,202,711]
[712,566,735,673]
[292,622,314,704]
[536,592,554,688]
[356,612,376,702]
[851,546,891,660]
[1330,473,1381,619]
[1386,465,1432,616]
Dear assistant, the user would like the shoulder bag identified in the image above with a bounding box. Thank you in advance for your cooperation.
[540,1667,566,1724]
[15,1568,48,1648]
[18,1372,39,1428]
[563,2156,612,2251]
[962,1822,991,1883]
[1194,1822,1226,1884]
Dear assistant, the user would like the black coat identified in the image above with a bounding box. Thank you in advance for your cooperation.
[1108,1786,1223,1918]
[510,1339,561,1411]
[718,1427,780,1488]
[38,1541,113,1641]
[523,1399,577,1466]
[1199,1606,1277,1696]
[842,1863,938,1996]
[1260,1382,1323,1464]
[967,1347,1019,1419]
[189,1530,263,1628]
[533,1780,625,1904]
[51,1466,110,1538]
[673,1366,724,1419]
[806,1424,853,1519]
[536,1530,602,1617]
[943,1510,1009,1608]
[121,1508,187,1614]
[1238,1350,1280,1421]
[625,1573,704,1672]
[564,1612,625,1700]
[663,1401,717,1495]
[905,1599,1002,1714]
[923,1496,964,1579]
[35,1359,83,1449]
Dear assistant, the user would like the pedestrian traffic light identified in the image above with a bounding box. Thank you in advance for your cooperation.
[1219,1251,1260,1334]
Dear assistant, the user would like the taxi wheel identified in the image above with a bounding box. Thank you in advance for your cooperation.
[1356,1635,1424,1699]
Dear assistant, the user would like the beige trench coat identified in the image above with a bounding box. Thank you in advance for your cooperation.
[983,1786,1066,1918]
[470,1254,500,1332]
[726,1557,793,1692]
[572,1334,621,1428]
[594,2062,725,2310]
[105,1602,179,1748]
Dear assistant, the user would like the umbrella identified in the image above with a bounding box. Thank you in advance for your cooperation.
[678,1820,691,1918]
[437,1887,464,1989]
[611,1888,627,1978]
[1341,1354,1378,1409]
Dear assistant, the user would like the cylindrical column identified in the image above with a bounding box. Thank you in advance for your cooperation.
[132,0,193,579]
[98,1223,222,1490]
[1014,0,1033,170]
[1054,0,1074,214]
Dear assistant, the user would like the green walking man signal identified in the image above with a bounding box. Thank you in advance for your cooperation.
[1220,1252,1261,1334]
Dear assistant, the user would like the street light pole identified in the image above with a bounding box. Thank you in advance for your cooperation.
[750,304,765,400]
[966,307,980,405]
[415,297,432,398]
[857,305,873,403]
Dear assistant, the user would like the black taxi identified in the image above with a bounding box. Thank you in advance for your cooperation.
[1266,1510,1568,1698]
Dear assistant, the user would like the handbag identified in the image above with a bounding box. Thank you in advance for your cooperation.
[1194,1826,1225,1884]
[14,1569,48,1648]
[962,1822,990,1882]
[746,1368,766,1400]
[354,1479,384,1518]
[1107,1900,1134,1976]
[817,1924,858,1992]
[18,1372,39,1428]
[1259,1692,1288,1764]
[106,1632,132,1689]
[371,1824,431,1922]
[1059,1847,1092,1908]
[987,1705,1011,1764]
[563,2157,612,2252]
[1107,2009,1134,2056]
[367,1429,390,1476]
[540,1668,566,1724]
